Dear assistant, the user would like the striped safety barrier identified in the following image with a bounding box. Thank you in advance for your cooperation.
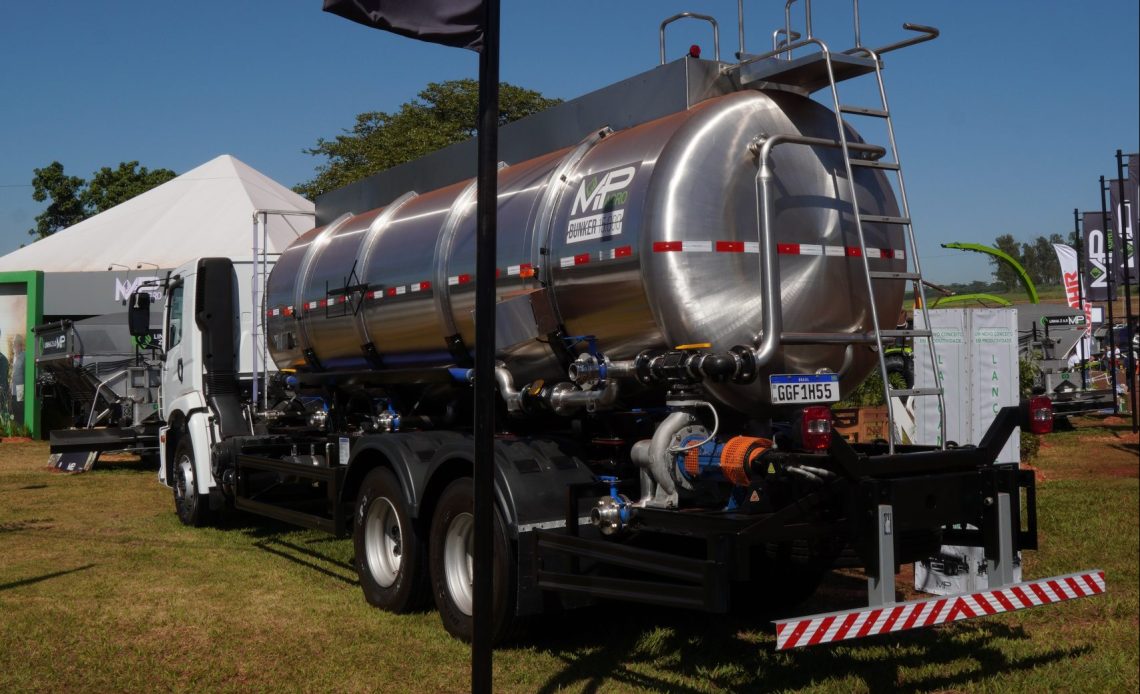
[774,569,1106,650]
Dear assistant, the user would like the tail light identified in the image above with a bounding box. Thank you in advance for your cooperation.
[1028,395,1053,435]
[801,405,833,451]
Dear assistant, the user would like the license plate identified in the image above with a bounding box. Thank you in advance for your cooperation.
[769,373,840,405]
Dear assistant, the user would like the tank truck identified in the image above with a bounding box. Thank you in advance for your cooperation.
[129,4,1101,648]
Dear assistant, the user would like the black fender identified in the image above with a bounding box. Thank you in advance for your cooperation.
[342,432,596,536]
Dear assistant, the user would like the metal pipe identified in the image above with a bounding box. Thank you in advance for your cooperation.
[736,0,745,58]
[472,3,501,684]
[852,0,862,48]
[751,131,886,368]
[631,410,690,506]
[493,364,522,412]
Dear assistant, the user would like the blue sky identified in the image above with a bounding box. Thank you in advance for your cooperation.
[0,1,1136,284]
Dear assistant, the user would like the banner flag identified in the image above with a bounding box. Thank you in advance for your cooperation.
[1083,211,1115,300]
[1130,153,1139,272]
[1109,178,1136,281]
[1053,243,1093,360]
[323,0,484,51]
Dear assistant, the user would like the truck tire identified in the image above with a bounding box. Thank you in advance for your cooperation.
[884,353,914,389]
[354,467,429,613]
[428,477,516,643]
[172,437,213,527]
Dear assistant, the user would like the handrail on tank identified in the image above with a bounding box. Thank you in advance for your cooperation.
[783,0,812,58]
[750,132,885,369]
[659,12,720,65]
[771,28,801,53]
[765,0,935,62]
[844,23,939,57]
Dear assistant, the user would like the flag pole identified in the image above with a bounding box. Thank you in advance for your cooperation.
[1074,208,1088,389]
[472,0,500,690]
[1115,150,1137,431]
[1100,176,1119,412]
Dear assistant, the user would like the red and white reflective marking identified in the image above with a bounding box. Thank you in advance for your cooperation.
[651,239,904,260]
[561,246,633,268]
[448,273,472,286]
[774,569,1105,650]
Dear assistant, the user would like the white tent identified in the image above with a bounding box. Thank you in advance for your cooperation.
[0,155,313,272]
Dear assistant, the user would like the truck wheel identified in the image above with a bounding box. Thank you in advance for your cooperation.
[172,437,212,527]
[884,353,914,389]
[354,468,428,613]
[428,477,516,643]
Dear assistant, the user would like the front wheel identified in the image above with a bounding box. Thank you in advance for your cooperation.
[172,437,213,527]
[354,468,429,613]
[428,477,517,643]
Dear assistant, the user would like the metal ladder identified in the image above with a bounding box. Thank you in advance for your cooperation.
[735,2,946,453]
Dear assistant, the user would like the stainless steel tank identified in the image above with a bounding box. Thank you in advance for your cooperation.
[264,88,904,414]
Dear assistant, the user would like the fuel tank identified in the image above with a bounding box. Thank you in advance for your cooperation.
[264,88,904,414]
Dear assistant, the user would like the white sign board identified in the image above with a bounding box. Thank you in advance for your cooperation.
[914,308,1020,464]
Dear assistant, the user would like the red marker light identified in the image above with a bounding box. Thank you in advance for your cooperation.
[1028,395,1053,435]
[689,44,701,59]
[801,405,833,451]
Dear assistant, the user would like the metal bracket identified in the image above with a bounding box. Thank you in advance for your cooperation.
[868,503,895,606]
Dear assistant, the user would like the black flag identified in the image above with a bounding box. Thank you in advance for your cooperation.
[323,0,484,51]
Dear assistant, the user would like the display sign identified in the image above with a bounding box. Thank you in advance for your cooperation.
[1083,211,1118,301]
[1109,178,1136,282]
[913,308,1020,464]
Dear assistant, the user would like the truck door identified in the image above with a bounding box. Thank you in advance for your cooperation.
[161,274,199,409]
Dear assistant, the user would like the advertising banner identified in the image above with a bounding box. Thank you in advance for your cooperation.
[1083,211,1117,300]
[1109,178,1136,282]
[1128,152,1139,271]
[1053,243,1093,359]
[914,309,968,449]
[914,308,1020,464]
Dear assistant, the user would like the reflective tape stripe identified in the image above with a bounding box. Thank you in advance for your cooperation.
[652,242,906,258]
[775,569,1105,650]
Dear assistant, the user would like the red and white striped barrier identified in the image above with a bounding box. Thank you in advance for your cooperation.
[774,569,1105,650]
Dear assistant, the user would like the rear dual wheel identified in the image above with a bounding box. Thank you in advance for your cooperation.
[428,477,517,643]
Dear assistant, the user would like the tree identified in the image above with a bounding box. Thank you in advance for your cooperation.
[84,162,176,215]
[28,160,176,239]
[990,233,1024,291]
[295,79,561,199]
[29,162,87,238]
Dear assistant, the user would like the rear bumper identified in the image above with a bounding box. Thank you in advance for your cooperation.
[774,569,1106,649]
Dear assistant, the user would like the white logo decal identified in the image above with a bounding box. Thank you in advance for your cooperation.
[114,276,162,303]
[571,166,636,216]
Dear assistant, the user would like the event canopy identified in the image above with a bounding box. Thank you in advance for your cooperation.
[0,155,313,272]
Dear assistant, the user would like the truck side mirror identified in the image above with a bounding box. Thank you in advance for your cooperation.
[128,292,151,336]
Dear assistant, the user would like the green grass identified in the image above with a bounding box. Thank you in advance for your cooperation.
[1,425,1136,693]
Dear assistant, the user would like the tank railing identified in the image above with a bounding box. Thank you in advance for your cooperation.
[736,0,746,58]
[771,28,801,53]
[843,23,939,58]
[750,131,886,372]
[251,209,315,412]
[783,0,813,59]
[659,12,720,64]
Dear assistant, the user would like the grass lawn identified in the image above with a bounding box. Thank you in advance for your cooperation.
[1,418,1136,693]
